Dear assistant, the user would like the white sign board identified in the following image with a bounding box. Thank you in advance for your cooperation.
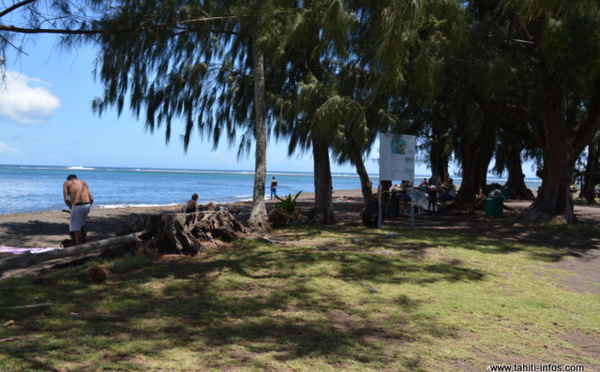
[379,134,416,181]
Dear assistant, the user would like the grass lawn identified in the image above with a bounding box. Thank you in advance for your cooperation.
[0,224,598,371]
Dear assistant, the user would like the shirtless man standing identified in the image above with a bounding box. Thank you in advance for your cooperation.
[63,174,94,245]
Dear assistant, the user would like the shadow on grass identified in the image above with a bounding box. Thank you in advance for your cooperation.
[4,220,580,370]
[0,232,477,371]
[380,211,600,259]
[292,223,577,263]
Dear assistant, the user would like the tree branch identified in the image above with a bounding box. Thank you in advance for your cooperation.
[476,99,536,145]
[0,34,28,55]
[0,0,36,18]
[477,99,532,122]
[573,78,600,153]
[0,25,103,34]
[0,15,241,36]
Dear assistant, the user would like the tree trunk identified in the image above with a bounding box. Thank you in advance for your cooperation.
[351,151,374,205]
[523,70,585,223]
[312,137,336,223]
[0,211,242,271]
[580,142,599,204]
[247,34,270,232]
[429,132,450,187]
[525,164,575,222]
[456,140,493,205]
[136,211,247,256]
[505,149,533,199]
[456,152,490,204]
[524,101,576,222]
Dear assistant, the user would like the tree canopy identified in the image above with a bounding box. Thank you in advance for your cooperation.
[2,0,600,223]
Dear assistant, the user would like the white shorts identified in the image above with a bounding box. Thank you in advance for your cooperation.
[70,204,91,232]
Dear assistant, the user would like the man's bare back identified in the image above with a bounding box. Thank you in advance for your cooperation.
[62,174,94,245]
[63,176,94,208]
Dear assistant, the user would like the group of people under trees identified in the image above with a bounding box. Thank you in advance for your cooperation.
[418,178,457,201]
[391,178,457,212]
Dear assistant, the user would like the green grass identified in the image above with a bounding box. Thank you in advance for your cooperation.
[0,225,598,371]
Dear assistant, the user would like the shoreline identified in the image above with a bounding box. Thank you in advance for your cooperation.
[2,187,598,251]
[0,188,366,249]
[0,188,365,217]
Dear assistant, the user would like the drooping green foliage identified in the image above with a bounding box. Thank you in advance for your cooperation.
[89,1,242,151]
[83,0,289,231]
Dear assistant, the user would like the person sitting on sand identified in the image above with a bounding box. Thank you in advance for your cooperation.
[427,185,438,211]
[440,178,457,202]
[204,201,217,211]
[186,193,200,213]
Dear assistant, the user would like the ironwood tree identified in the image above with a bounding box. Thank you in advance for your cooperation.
[88,0,278,232]
[468,0,600,222]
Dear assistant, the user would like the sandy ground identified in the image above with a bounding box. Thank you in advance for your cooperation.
[2,188,597,248]
[0,188,359,249]
[1,189,599,295]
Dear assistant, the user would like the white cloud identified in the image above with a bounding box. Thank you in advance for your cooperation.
[0,71,61,124]
[10,135,39,141]
[210,151,226,159]
[0,141,19,154]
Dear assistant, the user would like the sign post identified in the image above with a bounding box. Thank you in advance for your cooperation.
[379,134,416,228]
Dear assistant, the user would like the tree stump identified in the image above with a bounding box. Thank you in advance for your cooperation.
[120,211,248,256]
[268,208,307,228]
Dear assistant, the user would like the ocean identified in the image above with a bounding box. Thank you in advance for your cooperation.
[0,164,543,215]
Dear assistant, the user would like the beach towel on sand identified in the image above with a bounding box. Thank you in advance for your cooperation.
[0,246,57,255]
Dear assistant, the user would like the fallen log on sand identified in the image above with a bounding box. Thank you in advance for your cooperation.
[0,232,144,272]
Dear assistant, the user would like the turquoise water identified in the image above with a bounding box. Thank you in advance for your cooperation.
[0,164,542,214]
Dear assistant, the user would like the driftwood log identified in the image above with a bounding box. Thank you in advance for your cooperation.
[0,211,247,273]
[0,233,144,272]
